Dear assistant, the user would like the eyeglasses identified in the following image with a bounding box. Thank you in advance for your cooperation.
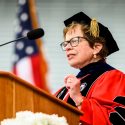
[60,36,85,51]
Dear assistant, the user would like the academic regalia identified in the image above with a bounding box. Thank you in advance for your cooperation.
[55,11,125,125]
[109,96,125,125]
[55,61,125,125]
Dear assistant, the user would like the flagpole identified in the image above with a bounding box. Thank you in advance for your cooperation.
[28,0,42,47]
[28,0,49,92]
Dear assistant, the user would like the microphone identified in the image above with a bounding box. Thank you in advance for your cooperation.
[0,28,44,47]
[27,28,44,40]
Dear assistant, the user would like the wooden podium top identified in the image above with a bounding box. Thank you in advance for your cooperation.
[0,71,83,125]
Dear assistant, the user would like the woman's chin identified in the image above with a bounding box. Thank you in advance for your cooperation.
[68,62,81,69]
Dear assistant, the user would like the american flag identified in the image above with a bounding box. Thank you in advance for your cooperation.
[13,0,49,92]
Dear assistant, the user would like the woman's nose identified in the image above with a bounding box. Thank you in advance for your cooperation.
[65,43,72,51]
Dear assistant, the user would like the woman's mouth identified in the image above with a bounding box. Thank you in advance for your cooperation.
[67,54,75,60]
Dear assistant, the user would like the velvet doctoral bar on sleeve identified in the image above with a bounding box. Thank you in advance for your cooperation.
[55,61,125,125]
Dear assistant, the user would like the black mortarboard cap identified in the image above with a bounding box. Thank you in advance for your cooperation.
[64,12,119,56]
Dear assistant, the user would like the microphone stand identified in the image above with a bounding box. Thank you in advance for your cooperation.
[0,36,27,47]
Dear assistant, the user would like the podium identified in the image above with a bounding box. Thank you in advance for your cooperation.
[0,71,83,125]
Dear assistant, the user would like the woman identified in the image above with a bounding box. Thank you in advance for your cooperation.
[55,12,125,125]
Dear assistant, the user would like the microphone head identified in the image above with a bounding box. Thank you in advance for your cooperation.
[27,28,44,40]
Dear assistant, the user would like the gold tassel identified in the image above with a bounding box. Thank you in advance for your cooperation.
[90,18,99,38]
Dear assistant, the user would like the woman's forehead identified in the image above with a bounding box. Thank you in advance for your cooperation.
[69,25,82,32]
[66,25,83,38]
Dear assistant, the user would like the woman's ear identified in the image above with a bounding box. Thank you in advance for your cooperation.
[93,43,103,55]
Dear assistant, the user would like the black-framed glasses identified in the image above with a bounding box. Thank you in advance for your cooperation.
[60,36,85,51]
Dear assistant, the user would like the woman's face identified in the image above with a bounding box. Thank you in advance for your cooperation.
[65,25,97,69]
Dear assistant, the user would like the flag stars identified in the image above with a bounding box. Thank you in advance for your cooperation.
[14,0,39,61]
[22,29,29,36]
[20,13,28,22]
[16,41,24,50]
[19,0,26,5]
[25,46,34,55]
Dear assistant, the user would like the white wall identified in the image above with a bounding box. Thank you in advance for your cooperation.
[0,0,125,93]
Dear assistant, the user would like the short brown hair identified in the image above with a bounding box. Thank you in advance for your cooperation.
[63,22,108,58]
